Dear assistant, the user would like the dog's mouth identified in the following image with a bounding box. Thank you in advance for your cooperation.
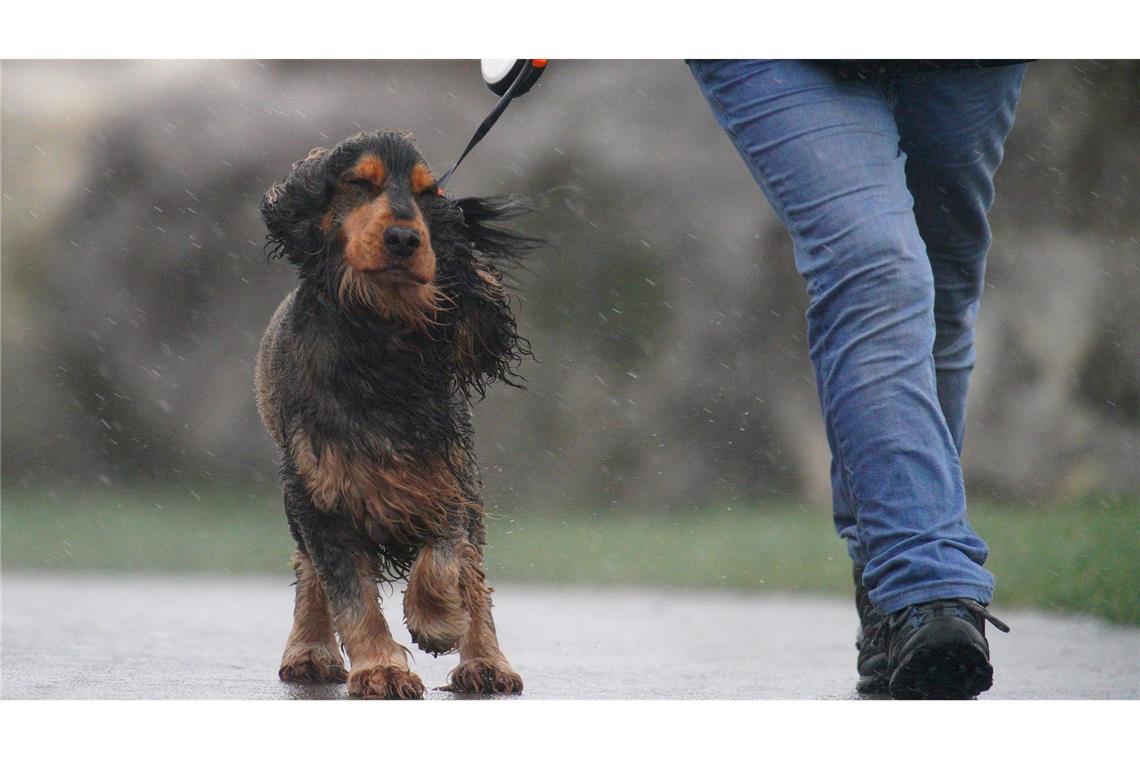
[336,261,442,331]
[369,270,430,288]
[365,266,432,286]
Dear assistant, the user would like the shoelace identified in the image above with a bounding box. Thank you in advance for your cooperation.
[891,598,1011,634]
[960,599,1011,633]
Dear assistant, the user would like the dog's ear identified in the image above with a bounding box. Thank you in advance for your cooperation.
[453,256,529,396]
[444,196,543,395]
[454,196,541,268]
[262,146,330,264]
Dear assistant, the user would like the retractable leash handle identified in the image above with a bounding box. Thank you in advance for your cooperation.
[482,58,548,96]
[437,59,548,188]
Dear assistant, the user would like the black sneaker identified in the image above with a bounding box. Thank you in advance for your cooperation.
[852,564,888,694]
[884,598,1010,700]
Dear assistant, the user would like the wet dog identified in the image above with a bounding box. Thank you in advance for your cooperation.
[255,130,534,698]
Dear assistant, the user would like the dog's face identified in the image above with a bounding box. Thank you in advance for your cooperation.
[331,151,438,286]
[262,131,446,327]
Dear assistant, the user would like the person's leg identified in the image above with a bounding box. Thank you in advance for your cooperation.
[894,65,1027,452]
[689,60,993,614]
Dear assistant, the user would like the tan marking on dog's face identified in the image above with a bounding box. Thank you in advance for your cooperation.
[341,195,392,273]
[345,154,387,187]
[339,197,437,308]
[410,163,436,195]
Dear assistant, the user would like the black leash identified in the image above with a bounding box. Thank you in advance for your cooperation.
[438,60,547,188]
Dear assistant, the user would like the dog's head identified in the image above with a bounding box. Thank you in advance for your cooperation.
[262,130,446,328]
[263,129,540,391]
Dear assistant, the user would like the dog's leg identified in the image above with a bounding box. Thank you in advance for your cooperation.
[404,541,469,656]
[278,548,347,683]
[447,539,523,695]
[286,478,425,700]
[333,553,425,700]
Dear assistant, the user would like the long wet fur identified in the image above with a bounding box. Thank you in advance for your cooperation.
[255,130,533,695]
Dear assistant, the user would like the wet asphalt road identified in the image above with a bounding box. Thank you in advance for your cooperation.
[2,573,1137,699]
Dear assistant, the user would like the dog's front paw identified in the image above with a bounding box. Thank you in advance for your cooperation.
[447,658,524,695]
[408,623,464,657]
[347,665,425,700]
[279,643,348,683]
[404,544,468,657]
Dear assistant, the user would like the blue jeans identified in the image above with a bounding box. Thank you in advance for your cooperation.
[690,60,1026,613]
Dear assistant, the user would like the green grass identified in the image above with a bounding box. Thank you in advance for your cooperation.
[1,489,296,575]
[2,490,1136,625]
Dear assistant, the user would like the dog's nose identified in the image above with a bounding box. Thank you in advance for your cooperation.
[383,226,421,258]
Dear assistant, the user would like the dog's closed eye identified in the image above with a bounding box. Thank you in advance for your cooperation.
[343,176,379,191]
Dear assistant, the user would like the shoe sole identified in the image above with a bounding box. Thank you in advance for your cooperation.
[889,641,992,699]
[888,623,993,700]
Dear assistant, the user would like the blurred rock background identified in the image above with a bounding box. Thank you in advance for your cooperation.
[2,60,1138,513]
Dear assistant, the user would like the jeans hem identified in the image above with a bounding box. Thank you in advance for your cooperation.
[871,580,994,615]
